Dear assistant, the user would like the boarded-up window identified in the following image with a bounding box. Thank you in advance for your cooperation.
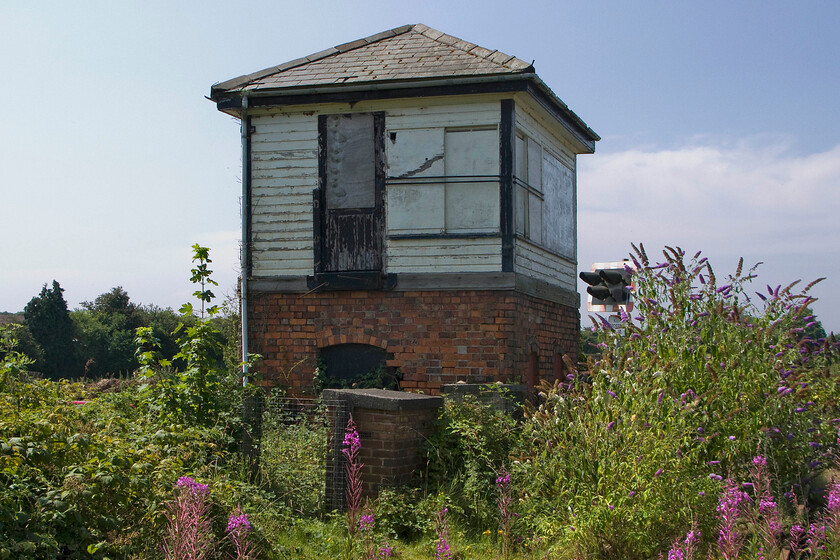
[318,112,384,273]
[325,114,375,209]
[542,150,575,259]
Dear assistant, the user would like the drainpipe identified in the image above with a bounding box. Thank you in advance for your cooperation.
[240,94,250,386]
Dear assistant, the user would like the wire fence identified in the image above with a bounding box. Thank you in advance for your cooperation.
[242,392,349,513]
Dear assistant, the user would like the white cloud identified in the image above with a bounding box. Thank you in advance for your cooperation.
[577,140,840,332]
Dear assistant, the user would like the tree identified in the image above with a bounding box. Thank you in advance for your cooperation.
[23,280,79,379]
[74,287,147,378]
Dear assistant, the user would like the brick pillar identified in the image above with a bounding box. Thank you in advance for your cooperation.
[324,389,443,500]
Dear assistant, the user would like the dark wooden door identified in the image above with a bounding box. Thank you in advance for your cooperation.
[317,113,384,273]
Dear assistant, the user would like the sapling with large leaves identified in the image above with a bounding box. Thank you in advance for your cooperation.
[135,244,252,427]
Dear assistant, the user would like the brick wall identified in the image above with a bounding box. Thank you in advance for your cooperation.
[249,289,579,394]
[324,389,443,500]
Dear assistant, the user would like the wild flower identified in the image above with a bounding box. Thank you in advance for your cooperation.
[434,507,451,560]
[357,508,391,560]
[226,505,254,559]
[716,479,750,560]
[343,415,364,537]
[359,514,374,532]
[497,464,515,560]
[163,477,214,560]
[789,523,806,558]
[748,456,783,559]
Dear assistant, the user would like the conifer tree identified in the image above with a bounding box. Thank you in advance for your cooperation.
[24,280,78,379]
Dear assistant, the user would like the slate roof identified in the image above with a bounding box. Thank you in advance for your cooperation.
[210,24,599,147]
[212,24,534,95]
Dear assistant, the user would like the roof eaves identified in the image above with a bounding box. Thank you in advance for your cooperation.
[528,75,601,145]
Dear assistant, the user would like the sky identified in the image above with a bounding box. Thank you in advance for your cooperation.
[1,1,838,332]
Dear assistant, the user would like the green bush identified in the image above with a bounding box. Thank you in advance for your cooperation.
[516,244,840,559]
[425,389,521,531]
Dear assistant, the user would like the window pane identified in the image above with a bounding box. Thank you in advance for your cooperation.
[445,182,499,232]
[515,134,527,183]
[528,193,542,243]
[386,128,444,178]
[527,139,542,192]
[515,184,527,235]
[325,113,375,209]
[444,129,499,232]
[388,183,445,233]
[444,129,499,176]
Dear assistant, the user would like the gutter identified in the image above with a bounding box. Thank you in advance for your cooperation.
[240,95,250,385]
[211,73,599,151]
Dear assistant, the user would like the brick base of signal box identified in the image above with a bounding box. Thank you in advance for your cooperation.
[247,288,579,395]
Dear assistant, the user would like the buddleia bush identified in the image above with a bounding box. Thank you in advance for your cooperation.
[517,244,840,559]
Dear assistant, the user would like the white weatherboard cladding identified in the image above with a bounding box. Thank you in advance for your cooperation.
[247,97,593,279]
[250,111,318,276]
[515,242,576,292]
[386,237,501,273]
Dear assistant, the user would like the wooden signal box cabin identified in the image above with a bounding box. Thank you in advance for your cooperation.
[210,24,599,394]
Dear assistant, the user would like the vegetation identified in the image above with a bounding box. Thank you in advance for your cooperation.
[1,243,839,559]
[23,281,76,380]
[7,281,239,381]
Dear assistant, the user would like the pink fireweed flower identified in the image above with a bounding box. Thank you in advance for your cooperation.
[435,539,451,560]
[360,514,375,532]
[827,483,840,512]
[176,476,210,496]
[716,480,750,560]
[342,415,364,537]
[226,512,251,534]
[226,504,255,560]
[343,420,361,455]
[434,507,451,560]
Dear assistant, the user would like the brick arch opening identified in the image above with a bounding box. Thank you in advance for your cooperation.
[318,327,389,350]
[317,343,399,390]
